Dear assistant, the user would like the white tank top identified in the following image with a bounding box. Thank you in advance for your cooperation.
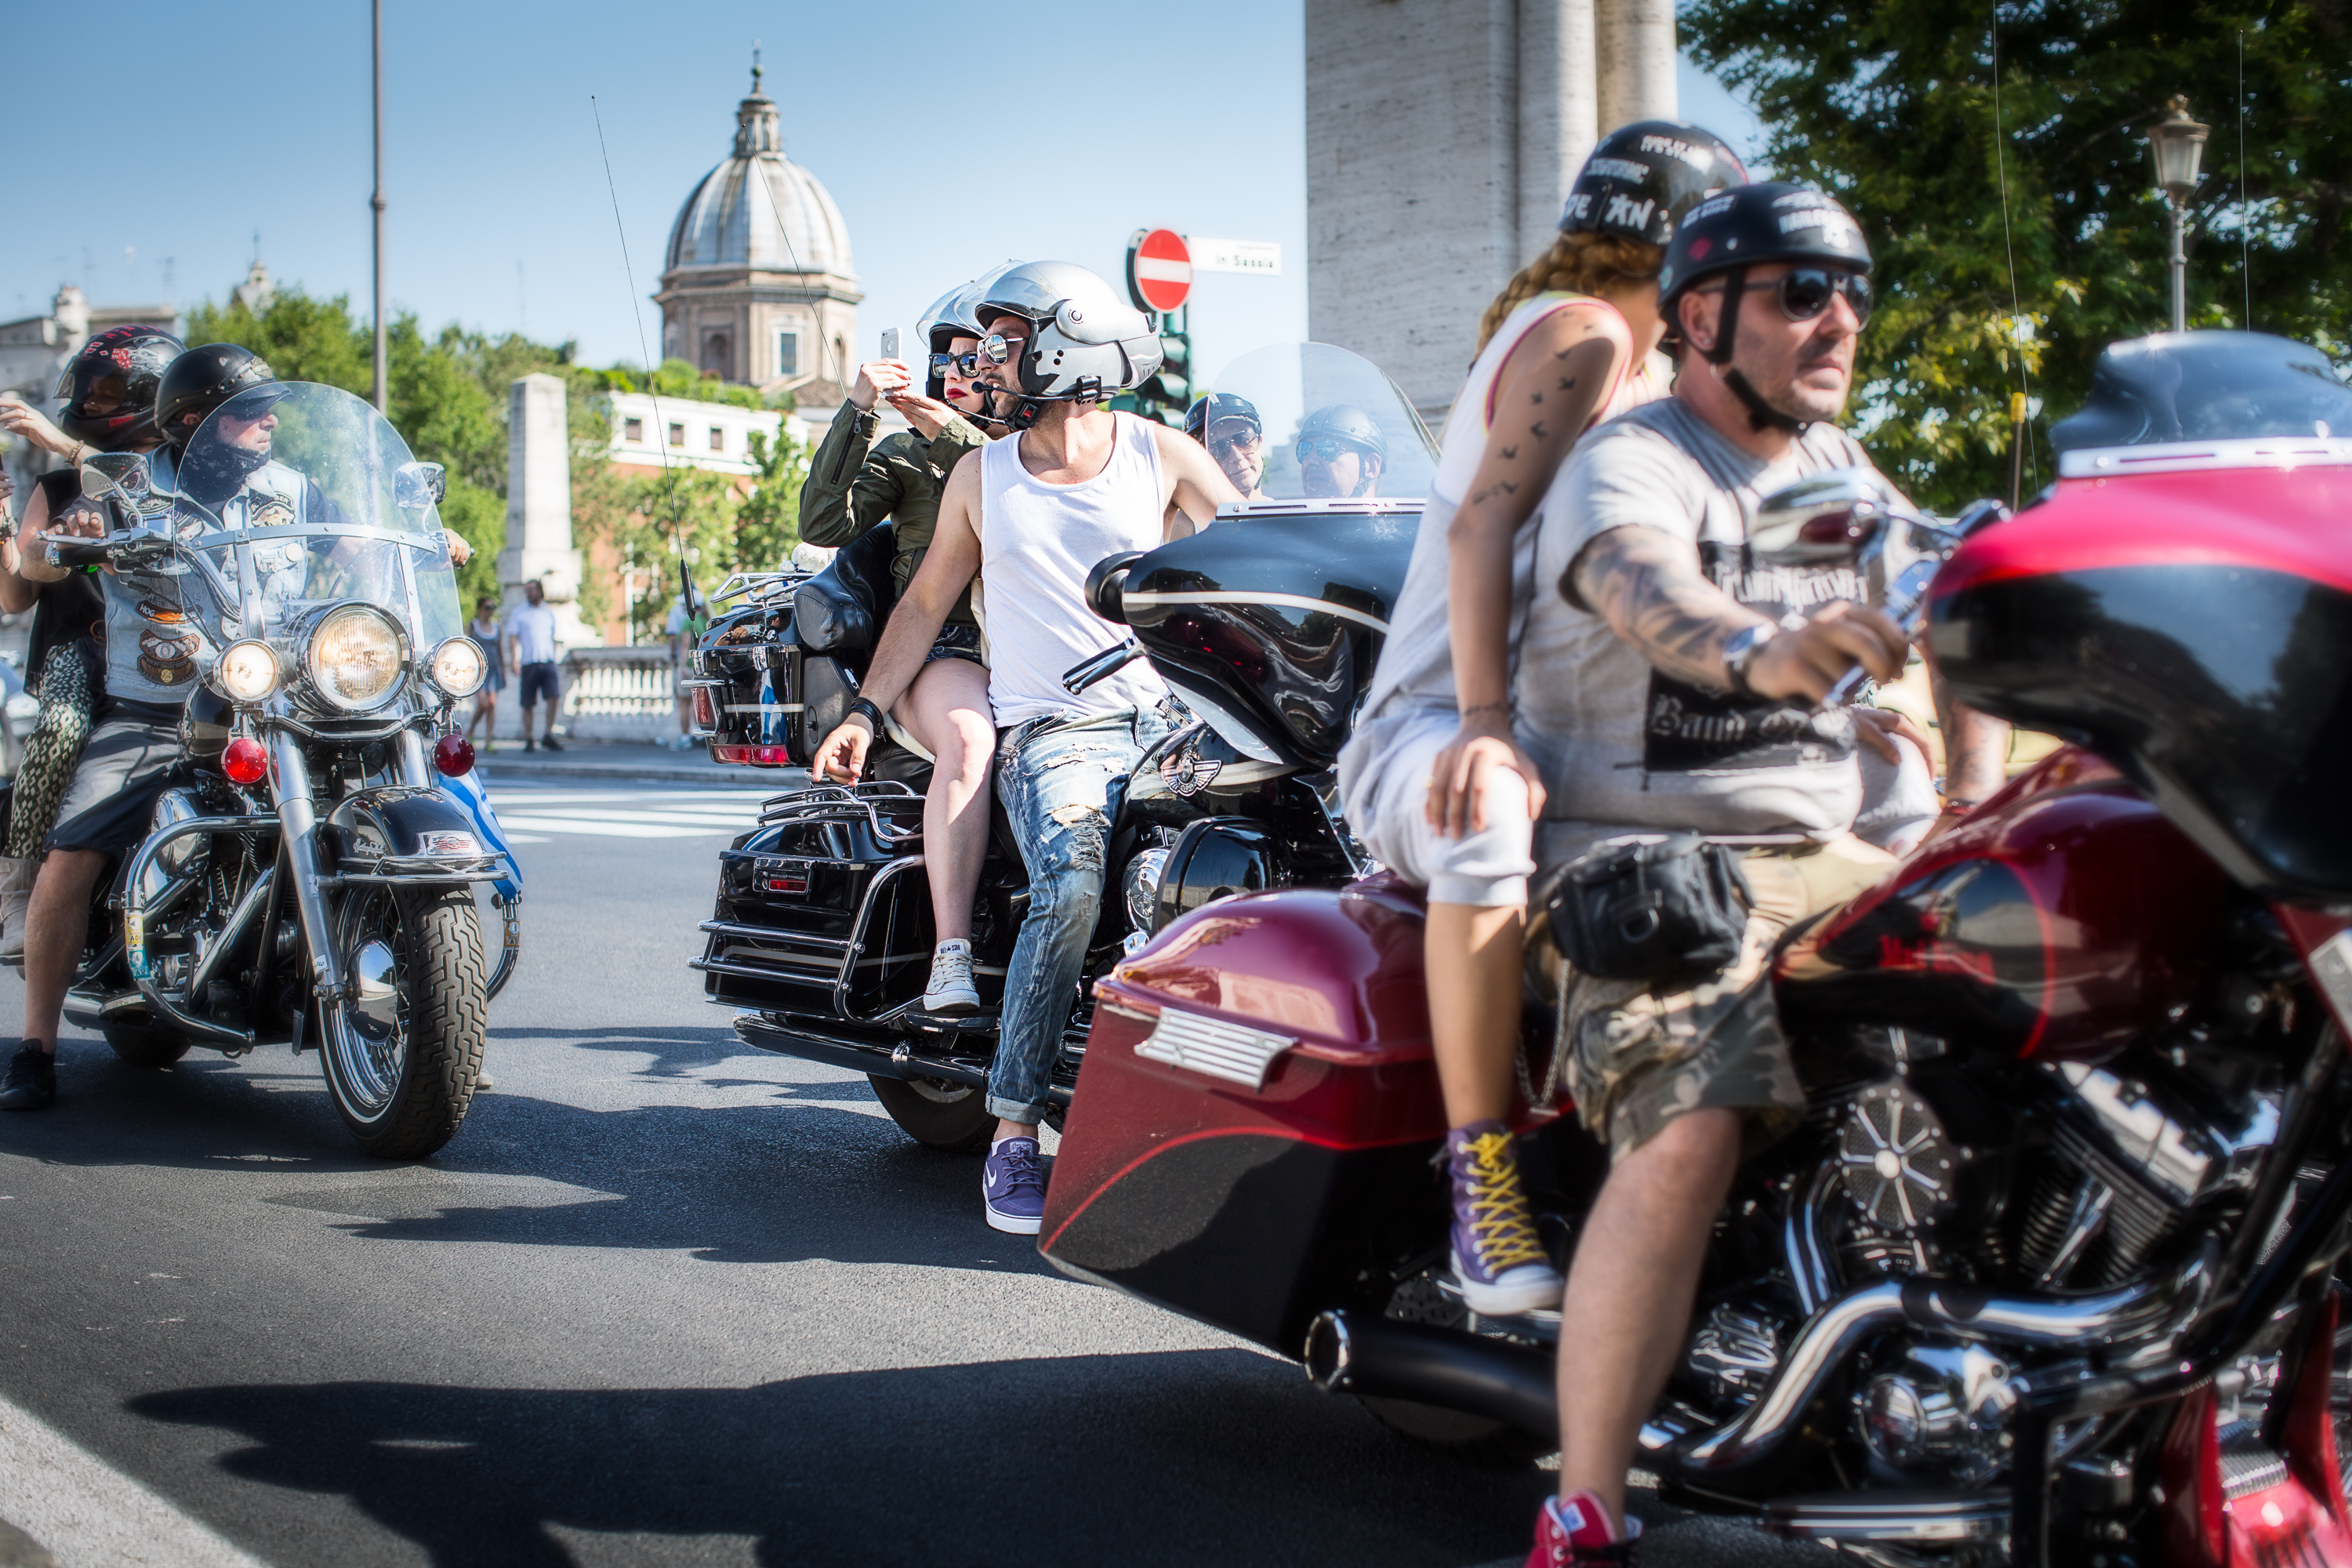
[978,411,1171,727]
[1338,293,1665,818]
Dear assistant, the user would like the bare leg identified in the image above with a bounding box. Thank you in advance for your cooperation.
[995,1117,1036,1142]
[1555,1107,1742,1530]
[894,658,995,943]
[468,692,495,742]
[20,848,109,1052]
[1425,902,1524,1126]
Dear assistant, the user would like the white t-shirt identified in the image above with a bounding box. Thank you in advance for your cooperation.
[509,602,559,665]
[977,412,1171,728]
[1337,292,1665,826]
[1518,397,1903,858]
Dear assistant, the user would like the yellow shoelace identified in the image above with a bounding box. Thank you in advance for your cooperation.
[1461,1131,1550,1271]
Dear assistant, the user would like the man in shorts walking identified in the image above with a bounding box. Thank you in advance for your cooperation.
[506,579,562,753]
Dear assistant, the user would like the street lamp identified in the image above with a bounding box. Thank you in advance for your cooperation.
[2147,96,2209,334]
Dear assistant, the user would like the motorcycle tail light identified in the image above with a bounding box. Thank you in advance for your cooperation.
[222,736,268,786]
[434,733,476,777]
[711,743,794,766]
[693,687,717,729]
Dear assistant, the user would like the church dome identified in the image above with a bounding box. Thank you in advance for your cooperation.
[664,68,853,279]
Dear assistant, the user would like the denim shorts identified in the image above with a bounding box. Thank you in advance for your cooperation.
[924,622,986,667]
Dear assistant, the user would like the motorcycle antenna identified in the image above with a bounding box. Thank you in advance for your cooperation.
[2239,31,2252,331]
[746,45,852,434]
[1989,2,2039,504]
[590,93,702,620]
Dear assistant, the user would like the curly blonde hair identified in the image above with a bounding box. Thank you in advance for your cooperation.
[1473,230,1664,356]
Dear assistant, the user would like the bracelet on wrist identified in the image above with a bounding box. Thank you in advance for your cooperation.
[847,697,886,731]
[1458,700,1510,721]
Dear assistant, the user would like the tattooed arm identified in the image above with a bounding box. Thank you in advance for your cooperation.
[1566,524,1910,702]
[1426,312,1627,837]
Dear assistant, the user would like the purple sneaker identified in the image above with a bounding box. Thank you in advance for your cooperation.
[1446,1121,1563,1316]
[982,1136,1050,1235]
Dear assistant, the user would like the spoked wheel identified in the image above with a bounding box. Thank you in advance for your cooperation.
[869,1073,995,1153]
[1356,1271,1556,1467]
[318,885,486,1160]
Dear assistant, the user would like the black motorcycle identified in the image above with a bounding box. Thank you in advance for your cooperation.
[688,345,1428,1152]
[44,385,511,1158]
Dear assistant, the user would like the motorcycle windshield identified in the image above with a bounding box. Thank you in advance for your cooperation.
[1194,343,1438,507]
[172,382,463,650]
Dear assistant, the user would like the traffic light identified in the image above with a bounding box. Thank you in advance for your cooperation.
[1112,310,1192,427]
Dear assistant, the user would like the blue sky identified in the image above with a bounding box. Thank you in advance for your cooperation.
[3,2,1761,391]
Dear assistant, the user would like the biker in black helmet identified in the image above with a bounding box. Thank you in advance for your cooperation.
[1184,392,1266,499]
[0,327,186,971]
[155,343,285,456]
[1294,403,1387,499]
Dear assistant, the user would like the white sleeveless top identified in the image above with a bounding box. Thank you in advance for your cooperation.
[1338,292,1666,815]
[978,411,1171,727]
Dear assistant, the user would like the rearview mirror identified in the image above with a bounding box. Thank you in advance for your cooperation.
[79,451,154,507]
[1750,468,1902,567]
[394,461,448,512]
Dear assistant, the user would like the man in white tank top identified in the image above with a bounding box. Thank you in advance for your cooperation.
[808,262,1239,1235]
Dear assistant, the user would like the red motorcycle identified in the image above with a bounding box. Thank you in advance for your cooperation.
[1040,332,2352,1568]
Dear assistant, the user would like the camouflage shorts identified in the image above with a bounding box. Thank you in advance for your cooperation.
[1553,834,1898,1162]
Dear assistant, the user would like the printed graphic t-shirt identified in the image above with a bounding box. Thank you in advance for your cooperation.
[1517,397,1906,857]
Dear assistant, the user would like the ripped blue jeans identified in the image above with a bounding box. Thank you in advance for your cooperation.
[986,705,1174,1124]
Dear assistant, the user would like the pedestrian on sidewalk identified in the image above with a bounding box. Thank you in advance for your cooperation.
[466,596,503,753]
[664,589,707,751]
[505,580,562,753]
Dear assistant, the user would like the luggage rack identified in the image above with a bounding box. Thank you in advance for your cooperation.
[757,780,924,844]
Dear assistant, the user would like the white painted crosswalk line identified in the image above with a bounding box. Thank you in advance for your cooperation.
[477,781,775,842]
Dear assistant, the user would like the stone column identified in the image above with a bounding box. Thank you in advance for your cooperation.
[1596,0,1678,131]
[1519,0,1599,269]
[497,372,598,652]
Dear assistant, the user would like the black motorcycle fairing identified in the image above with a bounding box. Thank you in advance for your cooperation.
[1155,818,1290,933]
[321,786,486,869]
[2047,331,2352,452]
[1126,721,1303,831]
[1118,506,1417,770]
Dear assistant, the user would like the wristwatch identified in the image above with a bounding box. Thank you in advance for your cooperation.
[847,697,887,731]
[1721,623,1777,697]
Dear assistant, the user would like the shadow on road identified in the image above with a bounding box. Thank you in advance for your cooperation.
[132,1351,1548,1567]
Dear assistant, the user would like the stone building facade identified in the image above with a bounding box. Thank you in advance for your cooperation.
[655,63,860,412]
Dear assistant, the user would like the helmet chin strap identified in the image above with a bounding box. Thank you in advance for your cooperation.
[1700,265,1808,435]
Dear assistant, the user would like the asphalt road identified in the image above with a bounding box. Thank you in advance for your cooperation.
[0,780,1820,1568]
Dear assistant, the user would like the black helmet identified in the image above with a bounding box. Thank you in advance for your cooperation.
[1657,182,1872,430]
[1184,392,1261,443]
[1560,121,1748,245]
[54,325,184,448]
[1296,404,1386,464]
[157,343,285,453]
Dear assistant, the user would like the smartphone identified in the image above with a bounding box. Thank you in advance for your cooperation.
[880,328,900,362]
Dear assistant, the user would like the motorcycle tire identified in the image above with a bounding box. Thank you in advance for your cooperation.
[318,885,488,1160]
[102,1021,191,1068]
[869,1073,994,1154]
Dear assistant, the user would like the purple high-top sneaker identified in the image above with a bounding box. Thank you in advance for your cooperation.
[1446,1121,1563,1316]
[982,1135,1049,1235]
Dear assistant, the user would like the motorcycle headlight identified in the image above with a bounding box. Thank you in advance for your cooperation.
[303,604,408,713]
[426,636,486,699]
[211,639,283,704]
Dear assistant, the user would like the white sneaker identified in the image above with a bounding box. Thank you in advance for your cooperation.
[921,938,981,1015]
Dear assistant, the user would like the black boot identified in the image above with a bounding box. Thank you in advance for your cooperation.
[0,1044,56,1111]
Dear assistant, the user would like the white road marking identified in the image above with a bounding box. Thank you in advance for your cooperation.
[477,783,772,841]
[0,1389,269,1566]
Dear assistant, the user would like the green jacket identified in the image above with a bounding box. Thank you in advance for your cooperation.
[798,401,989,625]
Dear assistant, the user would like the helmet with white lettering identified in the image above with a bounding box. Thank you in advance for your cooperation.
[975,261,1163,428]
[1559,121,1748,246]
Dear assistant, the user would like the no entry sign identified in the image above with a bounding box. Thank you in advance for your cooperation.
[1126,228,1192,314]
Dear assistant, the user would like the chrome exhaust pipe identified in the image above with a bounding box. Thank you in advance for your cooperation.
[1303,1311,1557,1442]
[1675,1271,2180,1479]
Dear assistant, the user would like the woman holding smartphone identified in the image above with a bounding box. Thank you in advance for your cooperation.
[797,267,1011,1015]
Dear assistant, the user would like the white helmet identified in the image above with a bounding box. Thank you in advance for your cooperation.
[976,261,1163,419]
[916,261,1020,400]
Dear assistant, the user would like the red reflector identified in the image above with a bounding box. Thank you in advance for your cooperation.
[434,733,476,777]
[711,743,796,766]
[764,876,809,895]
[222,736,268,786]
[693,687,717,729]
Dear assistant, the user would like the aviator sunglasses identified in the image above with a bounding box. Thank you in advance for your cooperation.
[1296,437,1363,463]
[1736,267,1875,326]
[1209,426,1263,455]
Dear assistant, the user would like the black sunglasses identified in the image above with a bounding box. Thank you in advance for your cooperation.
[1209,428,1263,454]
[930,350,982,376]
[1745,267,1874,326]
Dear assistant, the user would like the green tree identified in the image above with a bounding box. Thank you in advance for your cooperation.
[1680,0,2352,510]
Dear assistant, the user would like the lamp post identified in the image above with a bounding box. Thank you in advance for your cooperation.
[2147,96,2209,334]
[370,0,387,412]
